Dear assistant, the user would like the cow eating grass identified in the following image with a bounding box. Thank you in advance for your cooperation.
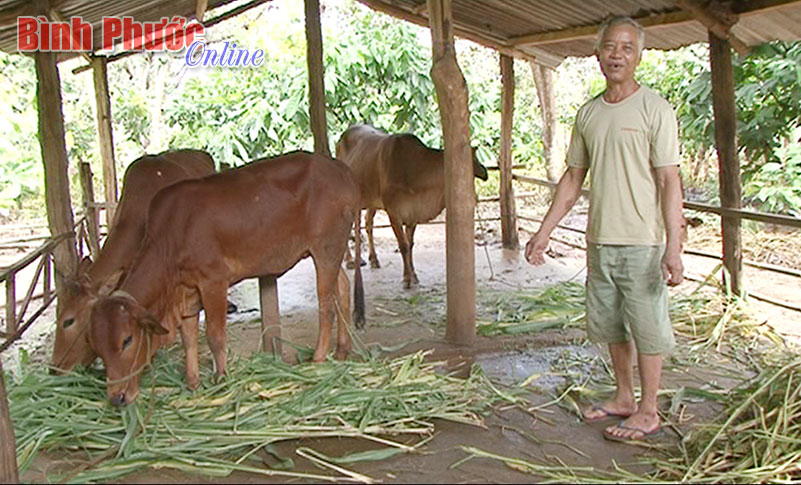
[51,149,216,373]
[88,151,362,406]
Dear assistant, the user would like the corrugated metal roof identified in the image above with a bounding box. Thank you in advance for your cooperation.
[0,0,242,59]
[1,0,800,66]
[357,0,801,67]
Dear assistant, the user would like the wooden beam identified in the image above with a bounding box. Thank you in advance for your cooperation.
[0,360,18,484]
[91,56,117,227]
[357,0,538,64]
[427,0,476,345]
[499,54,518,251]
[677,0,750,56]
[709,32,743,296]
[512,11,696,47]
[47,8,92,64]
[304,0,331,157]
[35,50,78,314]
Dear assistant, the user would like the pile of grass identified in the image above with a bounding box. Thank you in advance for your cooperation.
[8,349,518,483]
[458,353,801,483]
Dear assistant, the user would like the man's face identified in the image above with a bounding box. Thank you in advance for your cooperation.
[596,24,641,84]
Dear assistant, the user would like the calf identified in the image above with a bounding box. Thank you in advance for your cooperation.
[336,124,488,290]
[51,150,215,372]
[88,151,361,406]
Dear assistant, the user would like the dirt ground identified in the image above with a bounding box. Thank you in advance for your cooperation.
[6,212,801,483]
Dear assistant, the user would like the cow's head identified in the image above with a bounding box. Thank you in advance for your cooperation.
[88,291,168,406]
[51,258,125,374]
[470,147,489,181]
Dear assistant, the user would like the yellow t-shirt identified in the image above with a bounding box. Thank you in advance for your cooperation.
[567,86,680,245]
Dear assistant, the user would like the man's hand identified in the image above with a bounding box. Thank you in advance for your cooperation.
[661,249,684,286]
[525,231,550,266]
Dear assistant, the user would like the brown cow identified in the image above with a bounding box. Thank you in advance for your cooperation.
[88,151,361,406]
[336,124,488,291]
[51,150,216,372]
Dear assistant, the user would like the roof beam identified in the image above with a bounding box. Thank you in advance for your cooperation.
[357,0,541,63]
[511,0,801,49]
[676,0,750,55]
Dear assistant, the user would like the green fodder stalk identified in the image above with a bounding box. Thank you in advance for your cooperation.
[8,349,520,483]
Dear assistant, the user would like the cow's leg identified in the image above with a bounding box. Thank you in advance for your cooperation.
[179,312,200,390]
[366,208,380,269]
[310,257,341,362]
[198,281,229,378]
[334,267,352,360]
[387,213,414,289]
[345,209,365,269]
[405,223,419,285]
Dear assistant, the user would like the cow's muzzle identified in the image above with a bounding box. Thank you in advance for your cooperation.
[110,392,128,407]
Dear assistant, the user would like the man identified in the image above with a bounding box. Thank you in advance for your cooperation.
[525,16,685,442]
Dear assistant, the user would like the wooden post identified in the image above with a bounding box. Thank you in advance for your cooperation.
[530,61,562,183]
[258,276,281,356]
[304,0,331,157]
[5,273,15,335]
[92,56,118,228]
[499,54,519,250]
[79,162,101,260]
[36,50,78,314]
[427,0,476,345]
[709,32,743,296]
[0,360,18,484]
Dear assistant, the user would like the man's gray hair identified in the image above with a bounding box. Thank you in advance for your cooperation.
[595,16,646,55]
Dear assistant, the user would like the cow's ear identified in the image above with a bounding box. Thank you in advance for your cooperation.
[136,313,169,335]
[98,268,125,296]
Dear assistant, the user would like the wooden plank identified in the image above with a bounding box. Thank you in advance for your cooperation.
[91,56,117,227]
[35,50,78,311]
[499,53,518,250]
[304,0,331,157]
[709,32,743,296]
[0,359,18,484]
[79,162,101,259]
[427,0,476,345]
[258,276,281,356]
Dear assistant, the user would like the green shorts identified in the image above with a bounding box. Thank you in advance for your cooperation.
[585,244,675,355]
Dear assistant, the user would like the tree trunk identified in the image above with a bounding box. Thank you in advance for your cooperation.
[427,0,475,345]
[499,54,519,250]
[305,0,331,157]
[35,51,78,313]
[530,61,562,183]
[709,32,743,296]
[0,360,18,484]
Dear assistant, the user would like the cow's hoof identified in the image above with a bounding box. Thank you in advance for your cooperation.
[334,348,350,361]
[187,378,200,391]
[370,258,381,269]
[346,260,355,269]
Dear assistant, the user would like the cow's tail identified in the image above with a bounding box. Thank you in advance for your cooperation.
[352,208,365,328]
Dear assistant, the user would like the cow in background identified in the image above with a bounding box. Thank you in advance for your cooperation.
[51,150,216,373]
[336,124,488,290]
[88,151,362,406]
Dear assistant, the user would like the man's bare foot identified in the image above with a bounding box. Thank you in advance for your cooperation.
[582,400,637,422]
[603,412,661,441]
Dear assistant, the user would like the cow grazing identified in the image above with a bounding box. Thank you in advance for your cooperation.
[88,151,362,406]
[336,124,489,290]
[51,150,216,373]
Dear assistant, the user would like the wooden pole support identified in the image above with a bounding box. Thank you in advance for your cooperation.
[499,54,519,250]
[91,56,118,228]
[304,0,331,158]
[0,360,19,484]
[258,275,281,356]
[78,162,101,260]
[427,0,476,345]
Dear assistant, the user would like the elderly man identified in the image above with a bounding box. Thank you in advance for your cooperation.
[525,16,685,442]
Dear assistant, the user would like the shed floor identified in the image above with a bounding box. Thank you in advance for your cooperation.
[14,215,801,483]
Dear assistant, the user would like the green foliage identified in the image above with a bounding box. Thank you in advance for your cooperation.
[0,54,41,219]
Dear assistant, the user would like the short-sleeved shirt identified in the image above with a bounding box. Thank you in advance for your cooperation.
[566,86,680,245]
